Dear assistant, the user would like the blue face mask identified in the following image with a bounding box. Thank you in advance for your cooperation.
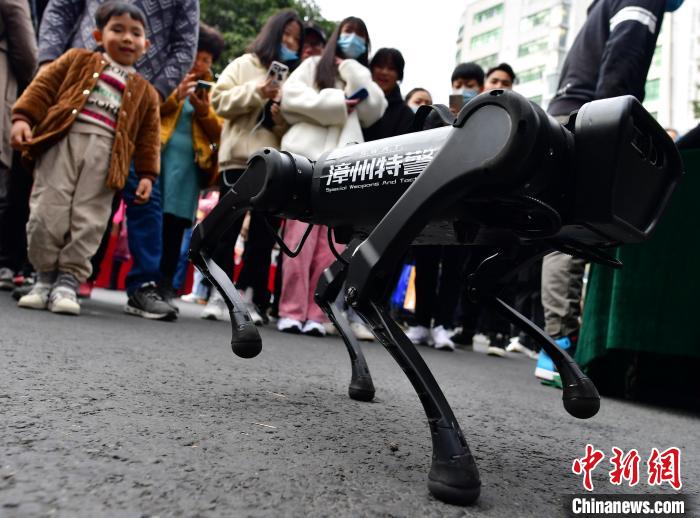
[454,87,479,103]
[279,44,298,62]
[665,0,684,11]
[337,33,367,60]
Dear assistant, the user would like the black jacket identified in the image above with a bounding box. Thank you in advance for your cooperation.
[363,86,414,142]
[548,0,666,116]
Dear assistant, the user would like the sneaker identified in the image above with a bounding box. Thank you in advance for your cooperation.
[350,321,375,341]
[17,282,52,310]
[180,292,205,304]
[77,281,94,299]
[0,267,14,291]
[277,317,302,334]
[473,332,489,346]
[302,320,326,337]
[125,282,178,321]
[48,285,80,315]
[201,289,227,321]
[246,302,265,326]
[406,325,431,346]
[506,337,539,360]
[451,328,474,347]
[487,332,508,357]
[431,325,456,351]
[535,336,574,382]
[158,283,180,314]
[324,322,339,336]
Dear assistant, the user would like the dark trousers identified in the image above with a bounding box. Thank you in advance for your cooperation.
[413,245,463,328]
[0,153,32,274]
[213,169,279,311]
[160,213,192,287]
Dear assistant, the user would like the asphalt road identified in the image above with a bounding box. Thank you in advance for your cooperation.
[1,289,697,517]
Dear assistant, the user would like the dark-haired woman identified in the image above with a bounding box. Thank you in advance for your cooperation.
[204,9,304,321]
[158,22,225,302]
[363,48,414,142]
[276,16,387,337]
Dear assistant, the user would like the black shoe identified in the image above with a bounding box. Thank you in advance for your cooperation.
[452,329,474,346]
[157,282,180,313]
[125,282,177,321]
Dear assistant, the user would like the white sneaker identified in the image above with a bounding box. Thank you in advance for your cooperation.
[506,337,539,359]
[48,285,81,315]
[431,325,456,351]
[302,320,326,337]
[17,283,52,310]
[486,345,507,357]
[247,302,264,326]
[201,290,227,321]
[406,325,431,345]
[473,332,490,346]
[350,321,375,341]
[324,322,339,336]
[180,292,203,304]
[277,317,302,334]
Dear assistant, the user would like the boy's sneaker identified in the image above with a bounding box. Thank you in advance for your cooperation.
[486,332,508,357]
[0,267,15,291]
[406,325,431,346]
[302,320,326,337]
[535,336,575,383]
[277,317,302,334]
[451,328,474,347]
[506,337,539,359]
[431,325,456,351]
[17,283,52,310]
[48,285,81,315]
[180,292,205,304]
[125,282,178,321]
[201,289,227,321]
[350,321,375,341]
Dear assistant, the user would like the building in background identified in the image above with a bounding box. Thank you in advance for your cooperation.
[455,0,700,133]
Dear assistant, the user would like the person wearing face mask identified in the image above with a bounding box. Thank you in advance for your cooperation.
[362,48,414,142]
[484,63,516,91]
[449,62,484,115]
[536,0,679,384]
[405,88,433,113]
[301,22,326,61]
[204,9,304,323]
[276,16,387,337]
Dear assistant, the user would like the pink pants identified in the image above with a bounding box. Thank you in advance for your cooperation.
[278,220,337,323]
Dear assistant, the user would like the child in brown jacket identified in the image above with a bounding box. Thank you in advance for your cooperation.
[10,1,160,315]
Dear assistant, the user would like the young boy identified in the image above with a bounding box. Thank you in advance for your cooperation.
[10,1,160,315]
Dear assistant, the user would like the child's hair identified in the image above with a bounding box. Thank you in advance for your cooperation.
[95,1,148,32]
[198,22,226,62]
[451,62,485,86]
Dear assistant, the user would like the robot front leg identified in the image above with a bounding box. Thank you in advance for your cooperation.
[314,239,376,402]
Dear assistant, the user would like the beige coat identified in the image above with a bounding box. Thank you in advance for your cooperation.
[280,57,387,161]
[0,0,37,169]
[211,53,286,171]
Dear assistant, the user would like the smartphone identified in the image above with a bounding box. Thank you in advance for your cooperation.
[347,87,369,102]
[268,61,289,87]
[195,80,214,91]
[449,94,465,113]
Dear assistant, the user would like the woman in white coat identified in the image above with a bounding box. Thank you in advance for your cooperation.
[277,16,387,337]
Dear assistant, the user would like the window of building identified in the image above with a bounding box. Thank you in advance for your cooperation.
[470,28,501,49]
[473,3,504,24]
[519,65,545,83]
[652,45,662,68]
[456,49,462,63]
[457,25,464,43]
[475,53,499,69]
[521,8,550,32]
[518,37,548,57]
[645,78,660,101]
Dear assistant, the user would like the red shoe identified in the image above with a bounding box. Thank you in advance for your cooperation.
[78,281,94,299]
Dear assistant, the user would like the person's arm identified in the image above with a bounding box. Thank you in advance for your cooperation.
[280,58,347,127]
[37,0,85,65]
[195,101,224,144]
[2,0,38,87]
[12,48,76,126]
[595,0,666,101]
[337,59,388,128]
[134,87,161,184]
[210,58,266,119]
[160,91,181,116]
[149,0,199,99]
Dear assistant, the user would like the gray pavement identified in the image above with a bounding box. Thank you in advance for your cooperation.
[1,288,697,517]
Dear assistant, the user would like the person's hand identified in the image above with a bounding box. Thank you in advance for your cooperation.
[10,120,32,150]
[334,56,344,67]
[189,87,210,117]
[256,76,280,100]
[345,98,360,114]
[134,178,153,204]
[270,101,284,126]
[176,73,197,101]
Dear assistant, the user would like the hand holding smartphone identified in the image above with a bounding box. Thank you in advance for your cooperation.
[268,61,289,87]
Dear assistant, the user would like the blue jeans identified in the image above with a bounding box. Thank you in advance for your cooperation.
[172,227,193,289]
[122,166,163,294]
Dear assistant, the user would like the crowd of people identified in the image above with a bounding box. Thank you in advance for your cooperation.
[0,0,694,386]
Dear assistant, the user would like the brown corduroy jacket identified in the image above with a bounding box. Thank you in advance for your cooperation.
[12,48,160,189]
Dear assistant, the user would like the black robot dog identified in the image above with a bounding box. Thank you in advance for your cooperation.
[189,90,681,506]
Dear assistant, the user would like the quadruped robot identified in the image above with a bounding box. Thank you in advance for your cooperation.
[189,90,681,506]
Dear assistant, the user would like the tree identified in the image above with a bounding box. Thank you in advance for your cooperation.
[199,0,335,71]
